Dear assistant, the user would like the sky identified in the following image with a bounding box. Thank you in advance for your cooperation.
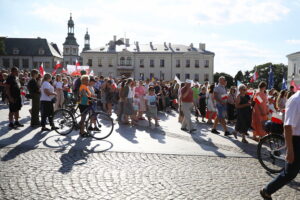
[1,0,300,76]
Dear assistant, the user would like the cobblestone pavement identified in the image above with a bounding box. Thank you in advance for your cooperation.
[1,147,299,200]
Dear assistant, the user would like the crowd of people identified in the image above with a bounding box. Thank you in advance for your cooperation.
[0,67,295,141]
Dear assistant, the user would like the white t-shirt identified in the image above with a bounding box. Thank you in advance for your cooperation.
[284,91,300,136]
[55,81,63,89]
[145,95,157,106]
[40,81,54,101]
[128,87,134,98]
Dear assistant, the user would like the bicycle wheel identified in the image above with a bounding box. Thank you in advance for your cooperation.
[53,109,75,135]
[86,111,114,140]
[257,134,286,173]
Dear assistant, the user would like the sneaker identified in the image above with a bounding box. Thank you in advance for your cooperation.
[88,126,94,131]
[93,126,101,131]
[211,129,220,134]
[224,131,232,136]
[260,188,272,200]
[14,121,24,127]
[9,123,16,128]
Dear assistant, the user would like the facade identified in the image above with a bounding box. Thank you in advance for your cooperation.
[0,37,62,71]
[82,29,91,52]
[81,36,215,82]
[63,13,80,66]
[287,52,300,85]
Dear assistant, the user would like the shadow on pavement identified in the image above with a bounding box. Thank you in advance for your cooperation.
[116,123,138,144]
[0,125,35,148]
[57,136,113,174]
[0,116,31,136]
[1,130,48,161]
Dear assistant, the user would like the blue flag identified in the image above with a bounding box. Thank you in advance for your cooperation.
[237,80,242,87]
[282,72,287,90]
[268,65,274,89]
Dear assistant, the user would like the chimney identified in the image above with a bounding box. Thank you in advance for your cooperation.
[150,42,153,49]
[136,41,139,51]
[168,43,172,48]
[125,38,130,47]
[113,35,116,42]
[199,43,206,51]
[190,43,194,48]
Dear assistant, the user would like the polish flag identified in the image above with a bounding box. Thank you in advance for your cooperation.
[221,94,228,100]
[39,63,44,77]
[52,69,57,76]
[62,68,68,74]
[75,59,80,67]
[54,60,62,70]
[271,112,283,124]
[254,95,263,104]
[250,70,259,83]
[246,90,254,96]
[269,104,275,114]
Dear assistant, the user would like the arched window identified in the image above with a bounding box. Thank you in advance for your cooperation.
[126,57,132,66]
[120,57,125,65]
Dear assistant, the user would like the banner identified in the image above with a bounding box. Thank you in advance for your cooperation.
[67,65,90,76]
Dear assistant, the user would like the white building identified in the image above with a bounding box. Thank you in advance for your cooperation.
[81,36,215,82]
[287,51,300,85]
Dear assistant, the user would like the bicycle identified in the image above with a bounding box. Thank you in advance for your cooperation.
[257,120,286,173]
[53,98,114,140]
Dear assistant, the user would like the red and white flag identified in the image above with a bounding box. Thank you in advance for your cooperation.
[221,94,228,100]
[75,59,80,67]
[39,63,45,77]
[271,112,283,124]
[246,90,254,96]
[52,69,57,76]
[62,68,68,74]
[54,60,62,70]
[254,95,263,104]
[250,70,259,83]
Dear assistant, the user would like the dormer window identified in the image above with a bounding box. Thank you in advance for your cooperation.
[39,48,45,55]
[13,48,19,55]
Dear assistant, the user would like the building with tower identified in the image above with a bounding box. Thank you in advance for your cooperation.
[82,29,91,52]
[63,13,80,67]
[287,51,300,85]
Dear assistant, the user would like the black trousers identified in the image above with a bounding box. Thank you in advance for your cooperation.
[265,136,300,194]
[40,101,54,128]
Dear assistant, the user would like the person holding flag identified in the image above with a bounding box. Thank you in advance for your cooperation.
[251,81,268,141]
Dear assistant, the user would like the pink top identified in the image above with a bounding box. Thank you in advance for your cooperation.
[135,86,146,97]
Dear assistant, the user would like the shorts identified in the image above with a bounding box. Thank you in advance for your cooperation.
[79,104,89,114]
[9,97,22,112]
[216,104,226,119]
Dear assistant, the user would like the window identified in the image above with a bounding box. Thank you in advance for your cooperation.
[195,60,199,68]
[13,59,19,67]
[98,58,102,67]
[109,59,113,67]
[88,59,92,67]
[13,48,19,55]
[176,73,180,80]
[140,59,144,68]
[126,57,132,66]
[186,59,190,68]
[176,59,180,68]
[150,59,154,67]
[38,48,45,55]
[73,48,77,54]
[33,62,38,68]
[120,57,125,65]
[194,74,199,81]
[22,59,29,68]
[204,73,209,81]
[160,72,165,80]
[45,62,50,69]
[3,58,10,68]
[65,48,69,54]
[185,73,190,80]
[160,59,165,67]
[65,61,69,66]
[205,60,209,68]
[150,73,154,79]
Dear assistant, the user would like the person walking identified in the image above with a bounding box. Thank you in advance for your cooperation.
[27,69,41,127]
[54,74,64,111]
[5,67,24,128]
[211,76,231,136]
[180,79,196,133]
[234,84,251,143]
[251,81,268,141]
[227,86,236,124]
[40,73,58,132]
[260,91,300,200]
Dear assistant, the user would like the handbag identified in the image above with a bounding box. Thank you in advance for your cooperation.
[51,97,57,104]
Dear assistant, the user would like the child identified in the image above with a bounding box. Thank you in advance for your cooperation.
[145,87,159,127]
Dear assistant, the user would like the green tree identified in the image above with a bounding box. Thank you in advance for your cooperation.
[213,72,234,88]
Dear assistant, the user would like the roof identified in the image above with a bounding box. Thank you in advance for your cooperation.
[63,34,79,46]
[287,51,300,58]
[84,43,215,55]
[1,38,62,58]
